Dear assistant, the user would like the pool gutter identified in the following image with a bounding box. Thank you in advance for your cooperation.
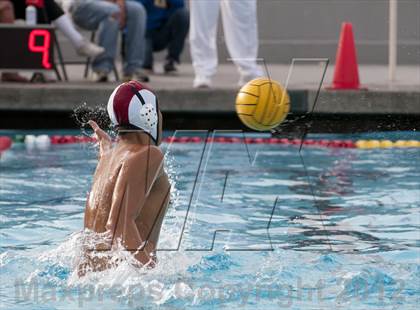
[0,83,419,131]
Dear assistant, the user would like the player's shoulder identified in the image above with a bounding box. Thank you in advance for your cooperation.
[124,145,164,167]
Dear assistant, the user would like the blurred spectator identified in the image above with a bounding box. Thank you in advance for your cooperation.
[137,0,189,74]
[71,0,149,82]
[0,0,14,23]
[189,0,262,88]
[11,0,104,57]
[0,0,28,82]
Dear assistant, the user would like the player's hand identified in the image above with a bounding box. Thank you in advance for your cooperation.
[88,120,112,158]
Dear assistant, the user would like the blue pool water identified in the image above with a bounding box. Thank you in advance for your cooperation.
[0,130,419,309]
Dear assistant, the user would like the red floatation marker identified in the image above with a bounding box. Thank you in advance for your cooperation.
[178,137,190,143]
[0,136,12,153]
[267,138,280,144]
[50,135,61,144]
[165,136,177,143]
[303,139,316,145]
[319,140,330,146]
[344,140,356,148]
[190,137,202,143]
[231,137,242,143]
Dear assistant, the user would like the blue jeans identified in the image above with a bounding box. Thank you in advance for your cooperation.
[72,0,147,75]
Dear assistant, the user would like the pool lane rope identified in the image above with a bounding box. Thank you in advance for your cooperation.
[2,135,420,149]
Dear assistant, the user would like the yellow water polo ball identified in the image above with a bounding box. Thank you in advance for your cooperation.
[235,78,290,131]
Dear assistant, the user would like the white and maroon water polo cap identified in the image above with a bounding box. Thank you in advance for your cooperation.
[107,80,160,143]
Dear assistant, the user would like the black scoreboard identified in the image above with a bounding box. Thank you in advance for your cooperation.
[0,24,55,70]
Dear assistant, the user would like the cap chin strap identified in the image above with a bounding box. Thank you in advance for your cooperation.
[130,85,147,106]
[117,125,158,145]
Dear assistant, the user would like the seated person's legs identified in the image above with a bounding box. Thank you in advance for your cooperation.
[12,0,103,58]
[142,36,154,72]
[146,7,189,74]
[121,0,148,82]
[41,0,104,57]
[164,7,189,72]
[43,0,65,22]
[72,0,121,80]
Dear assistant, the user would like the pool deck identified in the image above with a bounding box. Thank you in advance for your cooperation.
[0,63,419,116]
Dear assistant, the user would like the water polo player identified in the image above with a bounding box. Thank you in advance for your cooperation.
[79,81,171,275]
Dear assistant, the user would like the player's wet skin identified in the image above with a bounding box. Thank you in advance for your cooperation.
[78,118,170,276]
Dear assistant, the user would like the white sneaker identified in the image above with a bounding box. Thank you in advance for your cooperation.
[77,40,105,58]
[193,76,212,89]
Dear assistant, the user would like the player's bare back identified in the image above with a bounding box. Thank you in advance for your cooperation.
[79,81,170,276]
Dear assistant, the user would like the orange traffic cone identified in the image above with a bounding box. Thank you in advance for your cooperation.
[331,22,361,90]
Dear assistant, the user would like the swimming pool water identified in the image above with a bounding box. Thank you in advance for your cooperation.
[1,130,419,309]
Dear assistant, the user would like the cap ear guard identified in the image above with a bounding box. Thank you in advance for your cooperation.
[129,89,159,144]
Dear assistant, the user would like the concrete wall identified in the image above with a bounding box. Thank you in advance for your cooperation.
[218,0,420,64]
[59,0,420,64]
